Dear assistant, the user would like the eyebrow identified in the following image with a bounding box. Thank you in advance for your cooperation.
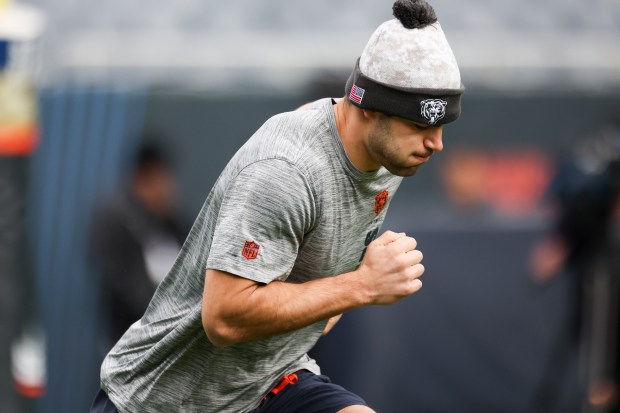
[408,120,428,129]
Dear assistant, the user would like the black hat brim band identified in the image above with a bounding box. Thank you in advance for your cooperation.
[345,58,464,126]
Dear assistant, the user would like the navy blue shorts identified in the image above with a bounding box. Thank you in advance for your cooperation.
[249,370,368,413]
[90,370,367,413]
[90,388,118,413]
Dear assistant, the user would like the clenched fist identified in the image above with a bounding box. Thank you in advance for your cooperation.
[356,230,425,305]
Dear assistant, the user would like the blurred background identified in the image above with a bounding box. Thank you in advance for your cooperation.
[1,0,619,412]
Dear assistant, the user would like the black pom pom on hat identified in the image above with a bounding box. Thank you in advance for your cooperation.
[392,0,437,29]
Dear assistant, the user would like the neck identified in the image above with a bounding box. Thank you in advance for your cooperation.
[333,99,380,172]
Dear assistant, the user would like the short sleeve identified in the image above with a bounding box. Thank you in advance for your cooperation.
[206,159,317,284]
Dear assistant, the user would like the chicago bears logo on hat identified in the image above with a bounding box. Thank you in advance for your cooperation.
[420,99,447,125]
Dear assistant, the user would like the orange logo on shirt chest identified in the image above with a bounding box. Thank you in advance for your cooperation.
[374,190,389,215]
[242,240,260,260]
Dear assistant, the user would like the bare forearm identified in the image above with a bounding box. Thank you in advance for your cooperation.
[203,270,368,347]
[203,231,425,347]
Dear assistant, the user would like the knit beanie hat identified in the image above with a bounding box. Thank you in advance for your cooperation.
[345,0,464,125]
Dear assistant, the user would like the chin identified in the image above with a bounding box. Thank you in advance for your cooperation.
[386,164,420,177]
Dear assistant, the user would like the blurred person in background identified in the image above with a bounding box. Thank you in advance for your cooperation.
[90,0,464,412]
[90,141,187,349]
[530,113,620,413]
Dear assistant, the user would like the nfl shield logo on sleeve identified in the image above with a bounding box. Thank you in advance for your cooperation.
[242,240,260,260]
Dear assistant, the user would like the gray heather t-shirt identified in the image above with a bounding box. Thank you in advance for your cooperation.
[100,98,402,412]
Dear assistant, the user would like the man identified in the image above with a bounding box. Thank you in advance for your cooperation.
[529,118,620,412]
[91,0,464,411]
[91,143,187,348]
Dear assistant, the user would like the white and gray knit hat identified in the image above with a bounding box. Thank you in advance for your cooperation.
[345,0,464,125]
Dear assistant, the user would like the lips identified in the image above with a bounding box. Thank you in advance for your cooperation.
[413,154,431,163]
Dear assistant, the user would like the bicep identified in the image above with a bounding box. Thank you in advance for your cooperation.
[202,268,273,347]
[202,269,259,317]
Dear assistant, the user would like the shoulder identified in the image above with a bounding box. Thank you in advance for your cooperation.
[234,159,316,204]
[261,100,329,140]
[239,99,332,169]
[218,158,320,234]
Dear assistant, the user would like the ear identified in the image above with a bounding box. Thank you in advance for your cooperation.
[361,109,378,120]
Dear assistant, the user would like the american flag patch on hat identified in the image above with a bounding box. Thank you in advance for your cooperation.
[349,84,365,104]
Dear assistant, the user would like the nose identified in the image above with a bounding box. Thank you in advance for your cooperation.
[423,126,443,153]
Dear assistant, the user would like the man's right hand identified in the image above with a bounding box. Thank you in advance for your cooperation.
[356,230,425,305]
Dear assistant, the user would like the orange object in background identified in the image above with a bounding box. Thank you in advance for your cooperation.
[486,150,553,217]
[440,149,489,210]
[0,123,38,155]
[440,148,553,218]
[0,73,39,155]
